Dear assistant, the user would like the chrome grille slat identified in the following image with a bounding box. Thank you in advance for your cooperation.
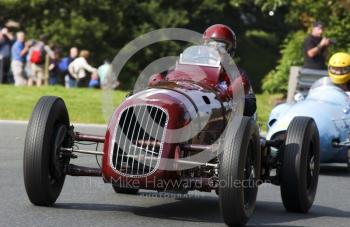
[130,106,147,174]
[137,106,154,175]
[125,106,142,174]
[120,106,135,170]
[111,105,168,177]
[148,110,164,169]
[114,107,131,168]
[142,107,159,175]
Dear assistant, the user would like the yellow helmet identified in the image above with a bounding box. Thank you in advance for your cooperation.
[328,52,350,85]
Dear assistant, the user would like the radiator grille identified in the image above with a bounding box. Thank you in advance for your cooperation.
[111,105,168,177]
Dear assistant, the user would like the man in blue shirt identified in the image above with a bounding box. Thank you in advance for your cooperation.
[60,47,78,87]
[11,31,29,86]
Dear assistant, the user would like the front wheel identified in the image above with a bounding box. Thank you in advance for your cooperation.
[219,117,261,227]
[23,96,71,206]
[280,116,320,213]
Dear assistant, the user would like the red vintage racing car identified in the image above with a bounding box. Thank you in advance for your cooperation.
[23,45,320,226]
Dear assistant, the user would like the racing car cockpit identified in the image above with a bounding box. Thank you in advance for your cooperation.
[149,45,242,98]
[167,45,225,86]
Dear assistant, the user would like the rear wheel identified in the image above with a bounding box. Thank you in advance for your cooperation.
[219,117,261,227]
[23,96,71,206]
[280,116,320,213]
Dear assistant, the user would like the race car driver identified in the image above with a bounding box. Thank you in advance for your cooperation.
[148,24,257,116]
[328,52,350,91]
[202,24,257,116]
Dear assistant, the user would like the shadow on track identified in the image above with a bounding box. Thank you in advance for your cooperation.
[320,164,350,178]
[54,191,350,226]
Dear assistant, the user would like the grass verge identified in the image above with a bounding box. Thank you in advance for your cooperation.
[0,85,282,130]
[0,85,127,124]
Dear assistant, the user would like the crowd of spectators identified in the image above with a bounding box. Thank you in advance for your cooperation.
[0,26,111,88]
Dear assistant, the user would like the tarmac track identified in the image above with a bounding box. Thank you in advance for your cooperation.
[0,121,349,227]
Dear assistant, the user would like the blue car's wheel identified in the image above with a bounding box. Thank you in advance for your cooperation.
[280,116,320,213]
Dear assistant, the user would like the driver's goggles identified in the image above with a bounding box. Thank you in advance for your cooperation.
[329,66,350,75]
[207,40,228,52]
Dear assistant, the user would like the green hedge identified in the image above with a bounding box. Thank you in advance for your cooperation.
[262,31,306,94]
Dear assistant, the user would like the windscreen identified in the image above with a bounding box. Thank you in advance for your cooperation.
[179,45,221,67]
[310,77,337,90]
[308,77,349,105]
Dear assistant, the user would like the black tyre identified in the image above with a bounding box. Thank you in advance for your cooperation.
[23,96,71,206]
[280,116,320,213]
[219,117,261,227]
[112,185,139,194]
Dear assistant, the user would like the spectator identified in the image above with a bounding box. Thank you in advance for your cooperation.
[98,59,120,89]
[303,21,331,70]
[11,31,29,86]
[59,46,78,87]
[68,50,96,87]
[48,48,61,85]
[25,39,36,86]
[97,59,113,89]
[28,34,54,86]
[0,27,14,83]
[88,70,100,88]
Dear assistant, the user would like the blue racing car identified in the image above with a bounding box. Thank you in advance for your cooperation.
[267,77,350,170]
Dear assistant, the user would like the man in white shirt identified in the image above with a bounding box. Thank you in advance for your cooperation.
[68,50,97,87]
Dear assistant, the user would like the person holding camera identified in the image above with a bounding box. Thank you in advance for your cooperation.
[303,21,332,70]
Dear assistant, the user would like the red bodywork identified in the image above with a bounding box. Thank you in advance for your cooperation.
[102,62,239,190]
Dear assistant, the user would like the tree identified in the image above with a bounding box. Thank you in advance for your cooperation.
[0,0,290,90]
[261,0,350,93]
